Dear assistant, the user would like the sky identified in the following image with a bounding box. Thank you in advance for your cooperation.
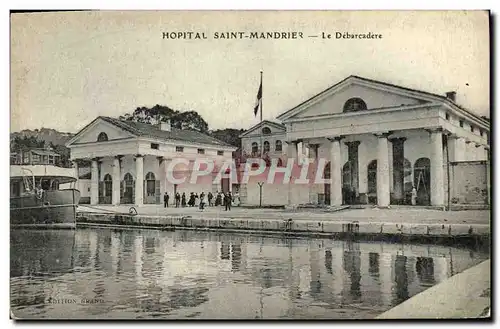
[10,10,490,133]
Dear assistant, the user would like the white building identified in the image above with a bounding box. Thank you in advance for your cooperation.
[239,75,490,207]
[66,116,237,206]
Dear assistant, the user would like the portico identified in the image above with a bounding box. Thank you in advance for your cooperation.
[66,116,237,206]
[240,75,490,208]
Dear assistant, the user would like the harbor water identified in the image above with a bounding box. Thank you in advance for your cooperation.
[10,228,489,319]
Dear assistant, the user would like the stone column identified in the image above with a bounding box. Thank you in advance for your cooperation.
[376,133,391,208]
[391,138,407,203]
[72,160,79,190]
[135,154,144,206]
[90,158,99,205]
[328,136,343,206]
[358,142,368,203]
[158,157,166,196]
[112,156,121,205]
[486,146,491,205]
[448,134,469,162]
[286,140,298,160]
[308,144,319,204]
[287,140,298,206]
[345,141,361,200]
[430,129,445,206]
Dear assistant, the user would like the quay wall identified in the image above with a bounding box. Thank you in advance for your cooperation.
[377,259,491,319]
[76,212,490,246]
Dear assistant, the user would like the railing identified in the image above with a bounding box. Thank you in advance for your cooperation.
[10,158,72,168]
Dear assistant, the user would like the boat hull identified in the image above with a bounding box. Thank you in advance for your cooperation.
[10,189,81,229]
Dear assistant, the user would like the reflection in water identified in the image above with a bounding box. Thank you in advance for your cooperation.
[220,242,230,260]
[231,244,241,272]
[393,255,409,305]
[343,242,362,301]
[369,253,379,278]
[416,257,436,287]
[10,228,489,320]
[325,250,333,275]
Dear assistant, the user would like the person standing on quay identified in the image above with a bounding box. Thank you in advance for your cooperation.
[181,192,186,207]
[163,192,169,208]
[199,192,206,211]
[207,192,213,207]
[224,192,232,211]
[175,192,181,208]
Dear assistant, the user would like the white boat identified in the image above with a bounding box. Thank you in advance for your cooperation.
[10,164,80,229]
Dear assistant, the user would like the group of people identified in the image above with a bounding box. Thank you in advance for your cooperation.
[163,191,238,211]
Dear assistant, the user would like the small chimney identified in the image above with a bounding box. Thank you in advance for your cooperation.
[158,120,171,132]
[445,91,456,102]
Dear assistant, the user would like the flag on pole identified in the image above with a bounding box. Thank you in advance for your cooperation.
[254,77,262,117]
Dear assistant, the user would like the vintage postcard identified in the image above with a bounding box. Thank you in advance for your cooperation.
[10,10,491,320]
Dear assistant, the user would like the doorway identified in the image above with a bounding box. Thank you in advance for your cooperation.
[413,158,431,205]
[122,173,135,204]
[324,162,331,205]
[145,172,159,204]
[367,160,377,204]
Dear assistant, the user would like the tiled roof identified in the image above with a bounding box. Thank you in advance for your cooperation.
[31,149,60,156]
[100,116,234,148]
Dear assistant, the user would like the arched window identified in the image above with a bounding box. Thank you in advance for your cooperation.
[414,158,431,205]
[124,173,134,182]
[103,173,112,197]
[145,172,156,197]
[97,132,108,142]
[275,140,282,152]
[367,160,377,194]
[263,141,270,153]
[251,142,258,154]
[123,173,135,204]
[262,127,271,135]
[343,98,367,113]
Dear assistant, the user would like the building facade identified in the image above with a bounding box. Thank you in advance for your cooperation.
[10,147,62,166]
[239,75,490,207]
[66,116,237,206]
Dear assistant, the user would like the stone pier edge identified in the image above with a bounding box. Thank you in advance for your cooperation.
[376,259,491,319]
[75,212,490,246]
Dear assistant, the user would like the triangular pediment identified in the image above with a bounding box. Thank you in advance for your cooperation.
[240,120,286,138]
[277,76,443,121]
[66,117,137,146]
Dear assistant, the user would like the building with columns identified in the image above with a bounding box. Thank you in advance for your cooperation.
[239,75,490,208]
[66,116,237,206]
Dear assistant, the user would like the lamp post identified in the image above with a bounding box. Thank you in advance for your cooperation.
[257,181,264,208]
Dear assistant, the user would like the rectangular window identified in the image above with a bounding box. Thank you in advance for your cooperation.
[49,156,55,164]
[176,146,184,152]
[445,113,450,120]
[197,149,205,155]
[151,143,159,150]
[32,154,40,163]
[459,120,464,128]
[470,125,474,133]
[217,150,224,156]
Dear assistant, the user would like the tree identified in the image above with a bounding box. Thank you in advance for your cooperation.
[119,104,209,133]
[171,111,209,133]
[10,136,45,153]
[209,128,245,148]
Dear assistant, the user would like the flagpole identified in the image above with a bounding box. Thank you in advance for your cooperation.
[259,70,263,158]
[260,70,263,123]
